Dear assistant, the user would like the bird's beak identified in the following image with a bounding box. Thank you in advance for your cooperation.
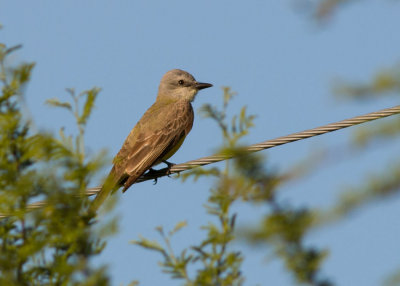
[195,82,213,90]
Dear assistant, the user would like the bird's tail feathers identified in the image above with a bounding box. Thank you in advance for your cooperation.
[89,170,120,213]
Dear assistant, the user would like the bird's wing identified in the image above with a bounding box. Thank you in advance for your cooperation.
[116,100,194,191]
[90,100,193,213]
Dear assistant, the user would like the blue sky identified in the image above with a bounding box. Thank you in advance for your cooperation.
[1,1,400,285]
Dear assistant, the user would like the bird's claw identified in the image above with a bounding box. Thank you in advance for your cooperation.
[146,162,175,184]
[146,168,158,184]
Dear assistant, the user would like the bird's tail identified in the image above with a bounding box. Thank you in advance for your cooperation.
[89,168,120,213]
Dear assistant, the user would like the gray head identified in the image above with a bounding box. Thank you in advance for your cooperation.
[157,69,212,102]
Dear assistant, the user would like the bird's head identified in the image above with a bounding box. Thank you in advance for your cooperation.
[157,69,212,102]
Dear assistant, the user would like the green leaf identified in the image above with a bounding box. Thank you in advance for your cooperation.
[169,221,187,236]
[78,88,100,125]
[46,98,72,111]
[130,236,165,253]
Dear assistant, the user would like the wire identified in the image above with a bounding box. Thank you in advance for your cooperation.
[134,104,400,183]
[1,104,399,218]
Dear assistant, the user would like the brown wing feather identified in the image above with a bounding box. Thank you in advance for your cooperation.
[117,99,193,191]
[91,100,193,212]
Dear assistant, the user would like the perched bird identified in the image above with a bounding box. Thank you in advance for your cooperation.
[91,69,212,211]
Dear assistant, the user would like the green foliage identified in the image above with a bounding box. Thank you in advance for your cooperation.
[202,88,330,284]
[314,63,400,235]
[316,164,400,226]
[0,44,112,285]
[46,87,101,165]
[132,178,244,286]
[305,52,400,284]
[245,209,330,286]
[200,87,255,146]
[384,268,400,286]
[333,66,400,148]
[335,66,400,99]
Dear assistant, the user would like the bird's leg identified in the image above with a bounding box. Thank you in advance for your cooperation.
[145,161,175,185]
[146,168,158,185]
[162,160,175,176]
[162,160,175,168]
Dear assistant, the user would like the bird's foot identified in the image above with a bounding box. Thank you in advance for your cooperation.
[146,168,158,185]
[162,160,175,176]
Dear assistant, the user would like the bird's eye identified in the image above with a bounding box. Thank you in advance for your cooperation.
[178,80,184,85]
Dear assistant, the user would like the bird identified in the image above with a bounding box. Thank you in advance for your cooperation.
[91,69,212,211]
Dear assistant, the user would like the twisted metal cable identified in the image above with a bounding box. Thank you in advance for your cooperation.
[134,104,400,183]
[1,105,399,218]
